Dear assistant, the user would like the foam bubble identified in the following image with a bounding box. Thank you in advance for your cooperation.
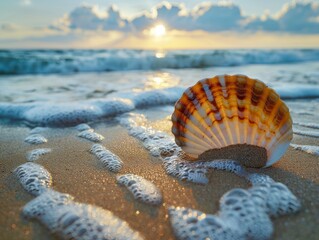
[78,129,104,142]
[290,143,319,156]
[193,159,247,176]
[248,182,301,217]
[118,114,210,184]
[117,174,162,205]
[293,129,319,138]
[245,173,275,186]
[219,188,273,240]
[163,155,209,184]
[24,103,102,126]
[23,190,143,240]
[14,162,52,196]
[75,123,92,131]
[133,87,184,108]
[118,113,181,158]
[26,148,52,161]
[23,190,74,218]
[169,181,301,240]
[169,207,244,240]
[90,144,123,172]
[24,134,48,144]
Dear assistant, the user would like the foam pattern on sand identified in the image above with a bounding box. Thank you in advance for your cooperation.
[119,114,181,158]
[169,207,244,240]
[290,143,319,156]
[24,134,48,144]
[26,148,52,161]
[169,181,300,240]
[164,155,209,184]
[118,113,209,184]
[117,174,162,205]
[14,162,52,196]
[23,190,144,240]
[75,123,92,131]
[90,144,123,172]
[78,129,104,142]
[119,113,301,239]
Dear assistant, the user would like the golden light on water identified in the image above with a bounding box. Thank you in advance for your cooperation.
[155,51,166,58]
[150,24,166,37]
[144,72,179,90]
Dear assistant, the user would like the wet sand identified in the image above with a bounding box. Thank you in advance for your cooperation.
[0,113,318,240]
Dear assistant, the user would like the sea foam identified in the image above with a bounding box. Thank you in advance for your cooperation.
[290,143,319,156]
[169,180,300,240]
[90,144,123,172]
[23,190,144,240]
[24,134,48,144]
[78,129,104,142]
[2,49,319,75]
[1,83,318,127]
[117,174,162,205]
[26,148,52,161]
[75,123,92,131]
[14,162,52,196]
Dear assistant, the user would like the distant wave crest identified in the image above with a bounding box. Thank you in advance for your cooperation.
[1,49,319,75]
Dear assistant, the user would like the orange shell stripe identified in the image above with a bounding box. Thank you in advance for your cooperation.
[171,75,293,164]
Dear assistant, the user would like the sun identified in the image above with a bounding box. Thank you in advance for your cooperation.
[150,24,166,37]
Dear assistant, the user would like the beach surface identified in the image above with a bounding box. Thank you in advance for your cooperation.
[0,107,318,240]
[0,50,319,239]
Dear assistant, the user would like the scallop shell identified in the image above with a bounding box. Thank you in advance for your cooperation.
[171,75,293,167]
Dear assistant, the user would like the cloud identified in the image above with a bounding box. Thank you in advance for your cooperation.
[1,23,19,31]
[52,5,129,31]
[43,1,319,34]
[129,2,244,32]
[246,2,319,33]
[192,3,244,31]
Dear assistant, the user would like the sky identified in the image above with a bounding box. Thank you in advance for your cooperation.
[0,0,319,49]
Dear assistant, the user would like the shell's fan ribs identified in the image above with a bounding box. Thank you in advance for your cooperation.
[171,75,293,167]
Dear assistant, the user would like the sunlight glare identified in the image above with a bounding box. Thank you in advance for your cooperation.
[150,24,166,37]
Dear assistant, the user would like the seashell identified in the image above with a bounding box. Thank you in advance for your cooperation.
[171,75,292,167]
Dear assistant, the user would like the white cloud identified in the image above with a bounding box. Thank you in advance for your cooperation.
[192,3,244,31]
[246,2,319,33]
[52,5,129,31]
[49,1,319,34]
[1,23,19,31]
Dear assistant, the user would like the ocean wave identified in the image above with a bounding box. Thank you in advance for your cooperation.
[0,85,318,127]
[1,49,319,75]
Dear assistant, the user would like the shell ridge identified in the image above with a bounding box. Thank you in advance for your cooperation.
[171,74,293,167]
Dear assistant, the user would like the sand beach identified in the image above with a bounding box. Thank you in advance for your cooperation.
[0,105,318,239]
